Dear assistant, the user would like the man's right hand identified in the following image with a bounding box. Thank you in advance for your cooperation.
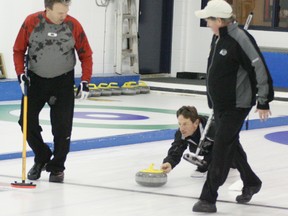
[18,73,30,95]
[161,162,172,174]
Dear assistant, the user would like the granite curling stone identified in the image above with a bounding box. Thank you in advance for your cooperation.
[135,163,167,187]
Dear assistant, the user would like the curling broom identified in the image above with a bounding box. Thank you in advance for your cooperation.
[11,56,36,189]
[183,110,214,168]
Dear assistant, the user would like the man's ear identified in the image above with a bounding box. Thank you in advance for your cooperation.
[194,119,200,126]
[216,18,224,27]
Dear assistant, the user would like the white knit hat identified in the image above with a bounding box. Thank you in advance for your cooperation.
[195,0,233,19]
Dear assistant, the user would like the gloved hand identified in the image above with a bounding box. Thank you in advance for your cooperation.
[18,73,30,95]
[76,81,89,100]
[200,139,213,155]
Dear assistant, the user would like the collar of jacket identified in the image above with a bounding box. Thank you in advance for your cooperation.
[219,22,238,37]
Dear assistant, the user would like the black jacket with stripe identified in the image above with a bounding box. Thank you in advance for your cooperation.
[206,22,274,110]
[162,115,215,169]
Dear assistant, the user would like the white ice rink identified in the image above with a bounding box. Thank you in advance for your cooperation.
[0,92,287,215]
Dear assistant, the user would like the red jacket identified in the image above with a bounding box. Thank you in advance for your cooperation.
[13,11,93,82]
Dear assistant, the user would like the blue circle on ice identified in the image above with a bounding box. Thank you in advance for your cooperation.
[74,112,149,121]
[265,131,288,145]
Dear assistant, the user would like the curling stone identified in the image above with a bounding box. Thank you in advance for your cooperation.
[121,81,138,95]
[138,81,150,94]
[132,81,141,94]
[108,82,122,96]
[135,163,167,187]
[98,83,112,96]
[88,83,101,97]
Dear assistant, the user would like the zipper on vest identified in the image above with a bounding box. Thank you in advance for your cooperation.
[207,37,219,108]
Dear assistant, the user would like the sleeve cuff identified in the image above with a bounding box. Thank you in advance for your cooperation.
[256,102,270,110]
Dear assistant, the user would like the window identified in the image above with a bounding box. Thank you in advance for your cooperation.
[279,0,288,28]
[200,0,288,31]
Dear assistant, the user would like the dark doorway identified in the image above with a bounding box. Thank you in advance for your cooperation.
[138,0,174,74]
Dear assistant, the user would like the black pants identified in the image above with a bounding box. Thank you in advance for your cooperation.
[19,70,75,172]
[199,108,262,204]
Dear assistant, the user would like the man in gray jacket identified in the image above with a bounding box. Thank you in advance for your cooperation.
[193,0,274,213]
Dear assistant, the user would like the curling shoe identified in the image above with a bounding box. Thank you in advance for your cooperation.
[192,200,217,213]
[27,163,46,180]
[49,171,64,183]
[236,183,262,203]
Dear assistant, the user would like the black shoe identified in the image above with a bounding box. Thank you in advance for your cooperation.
[192,200,217,213]
[49,171,64,183]
[196,166,208,173]
[27,163,46,180]
[236,183,262,203]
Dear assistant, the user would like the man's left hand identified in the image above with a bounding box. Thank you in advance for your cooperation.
[255,109,272,121]
[76,81,89,100]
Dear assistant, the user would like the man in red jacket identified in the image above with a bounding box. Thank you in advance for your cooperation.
[13,0,93,183]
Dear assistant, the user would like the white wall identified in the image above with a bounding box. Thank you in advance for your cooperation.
[170,0,288,77]
[0,0,119,79]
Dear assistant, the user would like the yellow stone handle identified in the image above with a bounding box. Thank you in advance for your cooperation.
[140,163,164,174]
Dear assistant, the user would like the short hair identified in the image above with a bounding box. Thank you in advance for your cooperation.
[206,14,236,24]
[176,106,199,123]
[220,14,236,23]
[45,0,71,9]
